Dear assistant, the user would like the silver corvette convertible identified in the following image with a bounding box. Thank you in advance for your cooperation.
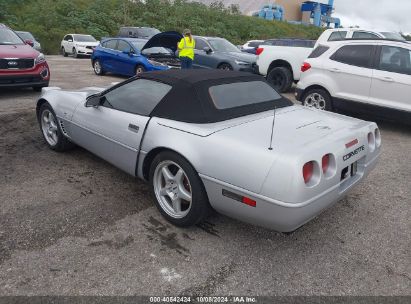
[36,70,381,232]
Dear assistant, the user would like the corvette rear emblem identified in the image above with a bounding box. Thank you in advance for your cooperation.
[343,145,365,161]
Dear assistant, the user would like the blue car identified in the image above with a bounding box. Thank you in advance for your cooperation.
[91,31,182,77]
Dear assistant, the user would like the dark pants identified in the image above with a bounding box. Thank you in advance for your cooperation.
[180,57,193,69]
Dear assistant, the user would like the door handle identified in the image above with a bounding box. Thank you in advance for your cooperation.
[128,124,139,133]
[379,77,394,82]
[329,68,341,73]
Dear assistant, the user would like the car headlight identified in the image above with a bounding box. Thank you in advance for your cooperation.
[235,60,250,66]
[35,53,46,65]
[148,59,166,67]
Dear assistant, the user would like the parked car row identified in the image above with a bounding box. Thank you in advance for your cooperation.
[1,22,409,124]
[89,31,258,77]
[296,39,411,122]
[253,28,410,124]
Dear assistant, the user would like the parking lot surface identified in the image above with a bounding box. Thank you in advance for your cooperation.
[0,56,410,296]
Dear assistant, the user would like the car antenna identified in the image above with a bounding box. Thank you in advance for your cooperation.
[268,106,276,151]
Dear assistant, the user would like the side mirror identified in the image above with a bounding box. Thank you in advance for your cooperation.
[203,47,212,54]
[85,95,102,107]
[122,49,133,56]
[25,40,34,47]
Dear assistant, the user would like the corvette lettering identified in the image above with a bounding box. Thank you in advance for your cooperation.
[343,145,365,161]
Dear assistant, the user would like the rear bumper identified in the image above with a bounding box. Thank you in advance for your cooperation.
[200,152,380,232]
[236,63,259,74]
[0,62,50,88]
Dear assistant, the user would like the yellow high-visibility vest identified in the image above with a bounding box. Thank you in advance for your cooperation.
[178,37,195,60]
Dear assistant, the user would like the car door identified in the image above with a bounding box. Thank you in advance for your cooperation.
[100,39,119,73]
[69,79,172,175]
[323,44,375,103]
[65,35,74,54]
[193,38,213,69]
[114,40,135,76]
[62,35,72,53]
[369,44,411,113]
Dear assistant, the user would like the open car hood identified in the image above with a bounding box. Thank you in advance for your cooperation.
[141,31,183,53]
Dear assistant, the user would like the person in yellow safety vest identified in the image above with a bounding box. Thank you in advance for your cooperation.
[178,29,195,69]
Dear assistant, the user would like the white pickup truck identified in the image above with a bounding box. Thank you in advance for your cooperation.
[256,39,315,93]
[257,29,407,93]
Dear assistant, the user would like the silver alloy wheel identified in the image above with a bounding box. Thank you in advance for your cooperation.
[41,110,59,146]
[153,160,192,219]
[94,61,101,74]
[303,93,326,110]
[219,64,232,71]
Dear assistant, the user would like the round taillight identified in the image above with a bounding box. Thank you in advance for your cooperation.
[303,161,314,184]
[368,132,376,152]
[322,154,330,174]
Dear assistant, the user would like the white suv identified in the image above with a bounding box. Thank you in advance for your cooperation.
[61,34,99,58]
[296,39,411,123]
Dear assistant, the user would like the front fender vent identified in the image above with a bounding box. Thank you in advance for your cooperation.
[59,120,69,137]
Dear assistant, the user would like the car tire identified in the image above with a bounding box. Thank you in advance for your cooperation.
[62,47,68,57]
[218,63,233,71]
[38,102,75,152]
[73,48,78,58]
[267,67,293,93]
[302,88,333,111]
[93,60,105,76]
[149,151,211,227]
[135,65,146,75]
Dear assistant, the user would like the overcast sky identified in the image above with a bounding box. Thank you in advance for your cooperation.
[331,0,411,34]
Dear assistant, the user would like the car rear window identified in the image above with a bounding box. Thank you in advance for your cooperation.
[209,81,282,110]
[308,45,330,58]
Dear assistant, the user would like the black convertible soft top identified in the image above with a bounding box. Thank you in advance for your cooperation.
[139,69,293,123]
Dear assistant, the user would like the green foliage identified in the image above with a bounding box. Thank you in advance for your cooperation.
[0,0,324,54]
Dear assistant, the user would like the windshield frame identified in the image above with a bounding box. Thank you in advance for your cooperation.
[138,28,160,37]
[380,32,406,41]
[73,34,97,43]
[207,38,241,53]
[0,28,25,45]
[16,31,35,41]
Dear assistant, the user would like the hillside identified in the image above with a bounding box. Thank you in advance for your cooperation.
[0,0,323,54]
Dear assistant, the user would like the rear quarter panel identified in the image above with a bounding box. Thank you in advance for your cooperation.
[138,117,276,194]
